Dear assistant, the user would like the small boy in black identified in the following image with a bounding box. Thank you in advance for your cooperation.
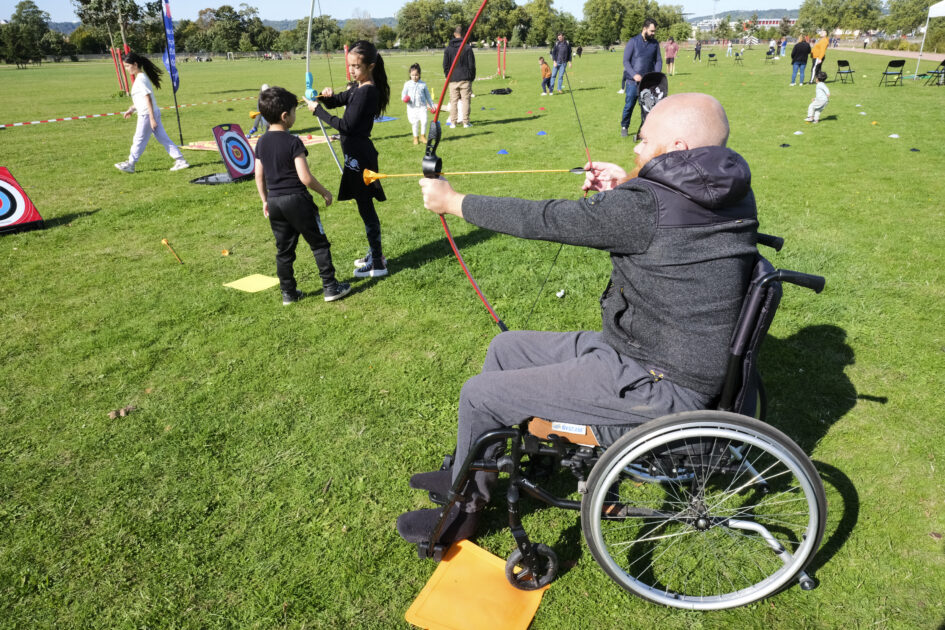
[254,86,351,304]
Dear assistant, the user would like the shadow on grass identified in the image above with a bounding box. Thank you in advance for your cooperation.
[394,227,500,273]
[205,88,259,95]
[761,324,865,453]
[43,209,100,229]
[762,324,873,584]
[808,460,859,581]
[456,115,542,127]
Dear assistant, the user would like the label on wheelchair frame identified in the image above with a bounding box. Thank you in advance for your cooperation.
[551,422,587,435]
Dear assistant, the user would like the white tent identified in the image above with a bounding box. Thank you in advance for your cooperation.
[914,0,945,79]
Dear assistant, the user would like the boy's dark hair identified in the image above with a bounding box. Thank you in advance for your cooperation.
[643,17,658,29]
[816,71,828,82]
[539,56,545,62]
[258,86,298,125]
[409,63,421,75]
[453,25,464,37]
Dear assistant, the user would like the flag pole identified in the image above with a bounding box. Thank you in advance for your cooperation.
[161,0,184,145]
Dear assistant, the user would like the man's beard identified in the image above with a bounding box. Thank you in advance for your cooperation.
[623,144,667,182]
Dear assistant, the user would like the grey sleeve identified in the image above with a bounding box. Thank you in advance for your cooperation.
[461,186,658,255]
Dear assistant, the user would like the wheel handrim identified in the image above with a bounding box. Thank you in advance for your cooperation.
[585,422,821,610]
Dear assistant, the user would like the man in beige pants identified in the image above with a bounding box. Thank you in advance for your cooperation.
[442,25,477,128]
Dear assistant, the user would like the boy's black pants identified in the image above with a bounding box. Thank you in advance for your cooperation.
[267,192,336,292]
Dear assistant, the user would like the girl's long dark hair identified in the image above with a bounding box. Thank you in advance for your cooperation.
[122,52,163,89]
[349,40,389,115]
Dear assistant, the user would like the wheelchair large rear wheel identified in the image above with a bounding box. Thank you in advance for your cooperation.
[581,411,825,610]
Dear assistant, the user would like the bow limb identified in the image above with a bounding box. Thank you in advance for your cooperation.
[306,0,343,174]
[423,0,508,332]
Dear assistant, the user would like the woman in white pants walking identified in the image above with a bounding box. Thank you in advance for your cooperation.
[115,52,189,174]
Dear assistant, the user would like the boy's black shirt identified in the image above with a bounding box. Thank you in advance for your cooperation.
[255,130,309,198]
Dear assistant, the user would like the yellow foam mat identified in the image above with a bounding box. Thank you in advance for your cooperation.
[405,540,549,630]
[223,274,280,293]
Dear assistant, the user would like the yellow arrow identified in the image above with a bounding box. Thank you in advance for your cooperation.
[363,168,584,186]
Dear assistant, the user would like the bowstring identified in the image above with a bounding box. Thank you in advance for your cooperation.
[523,62,591,330]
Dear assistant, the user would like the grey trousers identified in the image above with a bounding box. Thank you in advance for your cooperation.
[453,330,713,511]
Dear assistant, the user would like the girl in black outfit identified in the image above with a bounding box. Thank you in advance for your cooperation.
[307,40,391,277]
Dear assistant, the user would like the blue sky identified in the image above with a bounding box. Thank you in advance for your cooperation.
[4,0,799,24]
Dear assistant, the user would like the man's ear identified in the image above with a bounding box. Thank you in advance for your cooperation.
[673,139,690,152]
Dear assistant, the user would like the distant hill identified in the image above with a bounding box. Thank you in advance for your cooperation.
[688,9,799,24]
[50,21,80,35]
[262,17,397,30]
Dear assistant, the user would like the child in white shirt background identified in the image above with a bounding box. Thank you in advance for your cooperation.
[401,63,435,145]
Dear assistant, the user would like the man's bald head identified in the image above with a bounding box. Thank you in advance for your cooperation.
[647,93,729,149]
[630,93,729,175]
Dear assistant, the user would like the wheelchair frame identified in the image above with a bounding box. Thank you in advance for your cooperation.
[414,234,827,611]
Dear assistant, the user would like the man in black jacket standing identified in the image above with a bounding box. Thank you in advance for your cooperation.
[550,32,572,93]
[621,18,662,137]
[443,25,477,128]
[398,93,760,545]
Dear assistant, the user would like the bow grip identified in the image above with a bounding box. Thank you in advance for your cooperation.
[305,72,315,101]
[422,121,442,178]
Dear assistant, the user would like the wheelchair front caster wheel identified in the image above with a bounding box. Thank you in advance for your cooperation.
[505,543,558,590]
[799,575,816,591]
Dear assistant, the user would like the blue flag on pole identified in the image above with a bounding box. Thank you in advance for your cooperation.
[161,0,180,92]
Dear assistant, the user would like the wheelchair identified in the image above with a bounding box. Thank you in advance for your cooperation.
[413,234,827,611]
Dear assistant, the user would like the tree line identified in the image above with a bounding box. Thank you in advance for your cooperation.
[710,0,944,50]
[4,0,945,66]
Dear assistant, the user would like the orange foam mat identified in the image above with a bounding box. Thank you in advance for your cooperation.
[405,540,549,630]
[183,134,330,151]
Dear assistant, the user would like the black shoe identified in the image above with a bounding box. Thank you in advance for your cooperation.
[281,289,304,305]
[354,257,388,278]
[396,504,480,545]
[409,469,453,505]
[323,281,352,302]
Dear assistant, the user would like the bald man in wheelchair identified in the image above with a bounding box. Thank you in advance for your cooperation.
[402,93,759,545]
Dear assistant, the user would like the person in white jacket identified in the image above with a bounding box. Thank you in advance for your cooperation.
[401,64,435,145]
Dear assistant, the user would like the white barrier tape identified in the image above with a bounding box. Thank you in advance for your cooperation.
[0,96,256,129]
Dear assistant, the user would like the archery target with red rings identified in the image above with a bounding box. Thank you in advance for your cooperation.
[212,124,255,179]
[0,167,43,233]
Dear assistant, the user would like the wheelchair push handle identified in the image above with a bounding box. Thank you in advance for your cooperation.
[757,233,784,252]
[776,270,826,294]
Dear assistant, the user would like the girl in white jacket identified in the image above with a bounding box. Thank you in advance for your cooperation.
[401,64,434,145]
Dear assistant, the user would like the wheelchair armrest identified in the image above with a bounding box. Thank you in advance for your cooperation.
[757,232,784,251]
[775,269,826,293]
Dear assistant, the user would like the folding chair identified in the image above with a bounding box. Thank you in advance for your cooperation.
[707,53,718,66]
[734,52,743,66]
[924,59,945,86]
[878,59,905,86]
[835,59,854,84]
[764,51,774,64]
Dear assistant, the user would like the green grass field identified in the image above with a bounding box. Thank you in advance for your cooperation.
[1,46,944,628]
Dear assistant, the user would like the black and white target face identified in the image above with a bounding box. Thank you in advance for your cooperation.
[219,130,255,176]
[0,178,26,228]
